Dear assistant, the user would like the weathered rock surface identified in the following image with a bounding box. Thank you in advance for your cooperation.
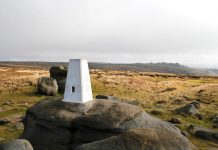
[189,125,218,144]
[50,66,67,92]
[37,77,58,96]
[0,139,33,150]
[175,104,200,116]
[189,101,201,109]
[21,99,195,150]
[181,131,191,138]
[75,128,193,150]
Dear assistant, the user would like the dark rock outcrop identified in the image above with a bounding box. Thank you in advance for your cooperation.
[0,139,33,150]
[37,77,58,96]
[50,66,67,92]
[189,125,218,144]
[21,99,195,150]
[175,104,200,116]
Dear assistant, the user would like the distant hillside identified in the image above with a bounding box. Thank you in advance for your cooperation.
[0,61,67,68]
[89,62,218,76]
[0,61,218,76]
[89,63,193,74]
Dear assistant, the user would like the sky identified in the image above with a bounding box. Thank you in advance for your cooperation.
[0,0,218,68]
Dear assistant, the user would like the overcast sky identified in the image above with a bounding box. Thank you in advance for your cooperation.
[0,0,218,68]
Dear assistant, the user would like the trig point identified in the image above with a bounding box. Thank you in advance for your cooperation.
[63,59,93,103]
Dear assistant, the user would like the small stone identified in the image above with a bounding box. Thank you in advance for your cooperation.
[195,114,203,120]
[213,116,218,123]
[156,100,167,104]
[173,99,185,105]
[150,110,163,115]
[213,124,218,128]
[37,77,58,96]
[15,122,24,130]
[168,118,182,124]
[81,112,88,115]
[0,119,10,125]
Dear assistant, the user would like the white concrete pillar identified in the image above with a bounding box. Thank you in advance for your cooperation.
[63,59,93,103]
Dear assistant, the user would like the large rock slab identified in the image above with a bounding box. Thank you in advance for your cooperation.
[21,99,195,150]
[0,139,33,150]
[189,125,218,144]
[50,66,67,92]
[37,77,58,96]
[75,129,193,150]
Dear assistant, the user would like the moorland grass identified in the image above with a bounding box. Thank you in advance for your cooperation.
[0,69,218,149]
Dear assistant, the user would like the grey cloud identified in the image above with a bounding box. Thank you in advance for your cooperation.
[0,0,218,68]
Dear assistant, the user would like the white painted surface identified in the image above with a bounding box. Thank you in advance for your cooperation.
[63,59,93,103]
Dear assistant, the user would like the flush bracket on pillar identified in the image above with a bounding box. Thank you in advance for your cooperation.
[72,86,75,93]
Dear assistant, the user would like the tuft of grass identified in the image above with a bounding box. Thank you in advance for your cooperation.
[0,85,55,140]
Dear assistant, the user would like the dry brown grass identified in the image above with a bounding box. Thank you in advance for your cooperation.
[0,66,48,94]
[0,67,217,149]
[91,69,218,149]
[0,66,50,141]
